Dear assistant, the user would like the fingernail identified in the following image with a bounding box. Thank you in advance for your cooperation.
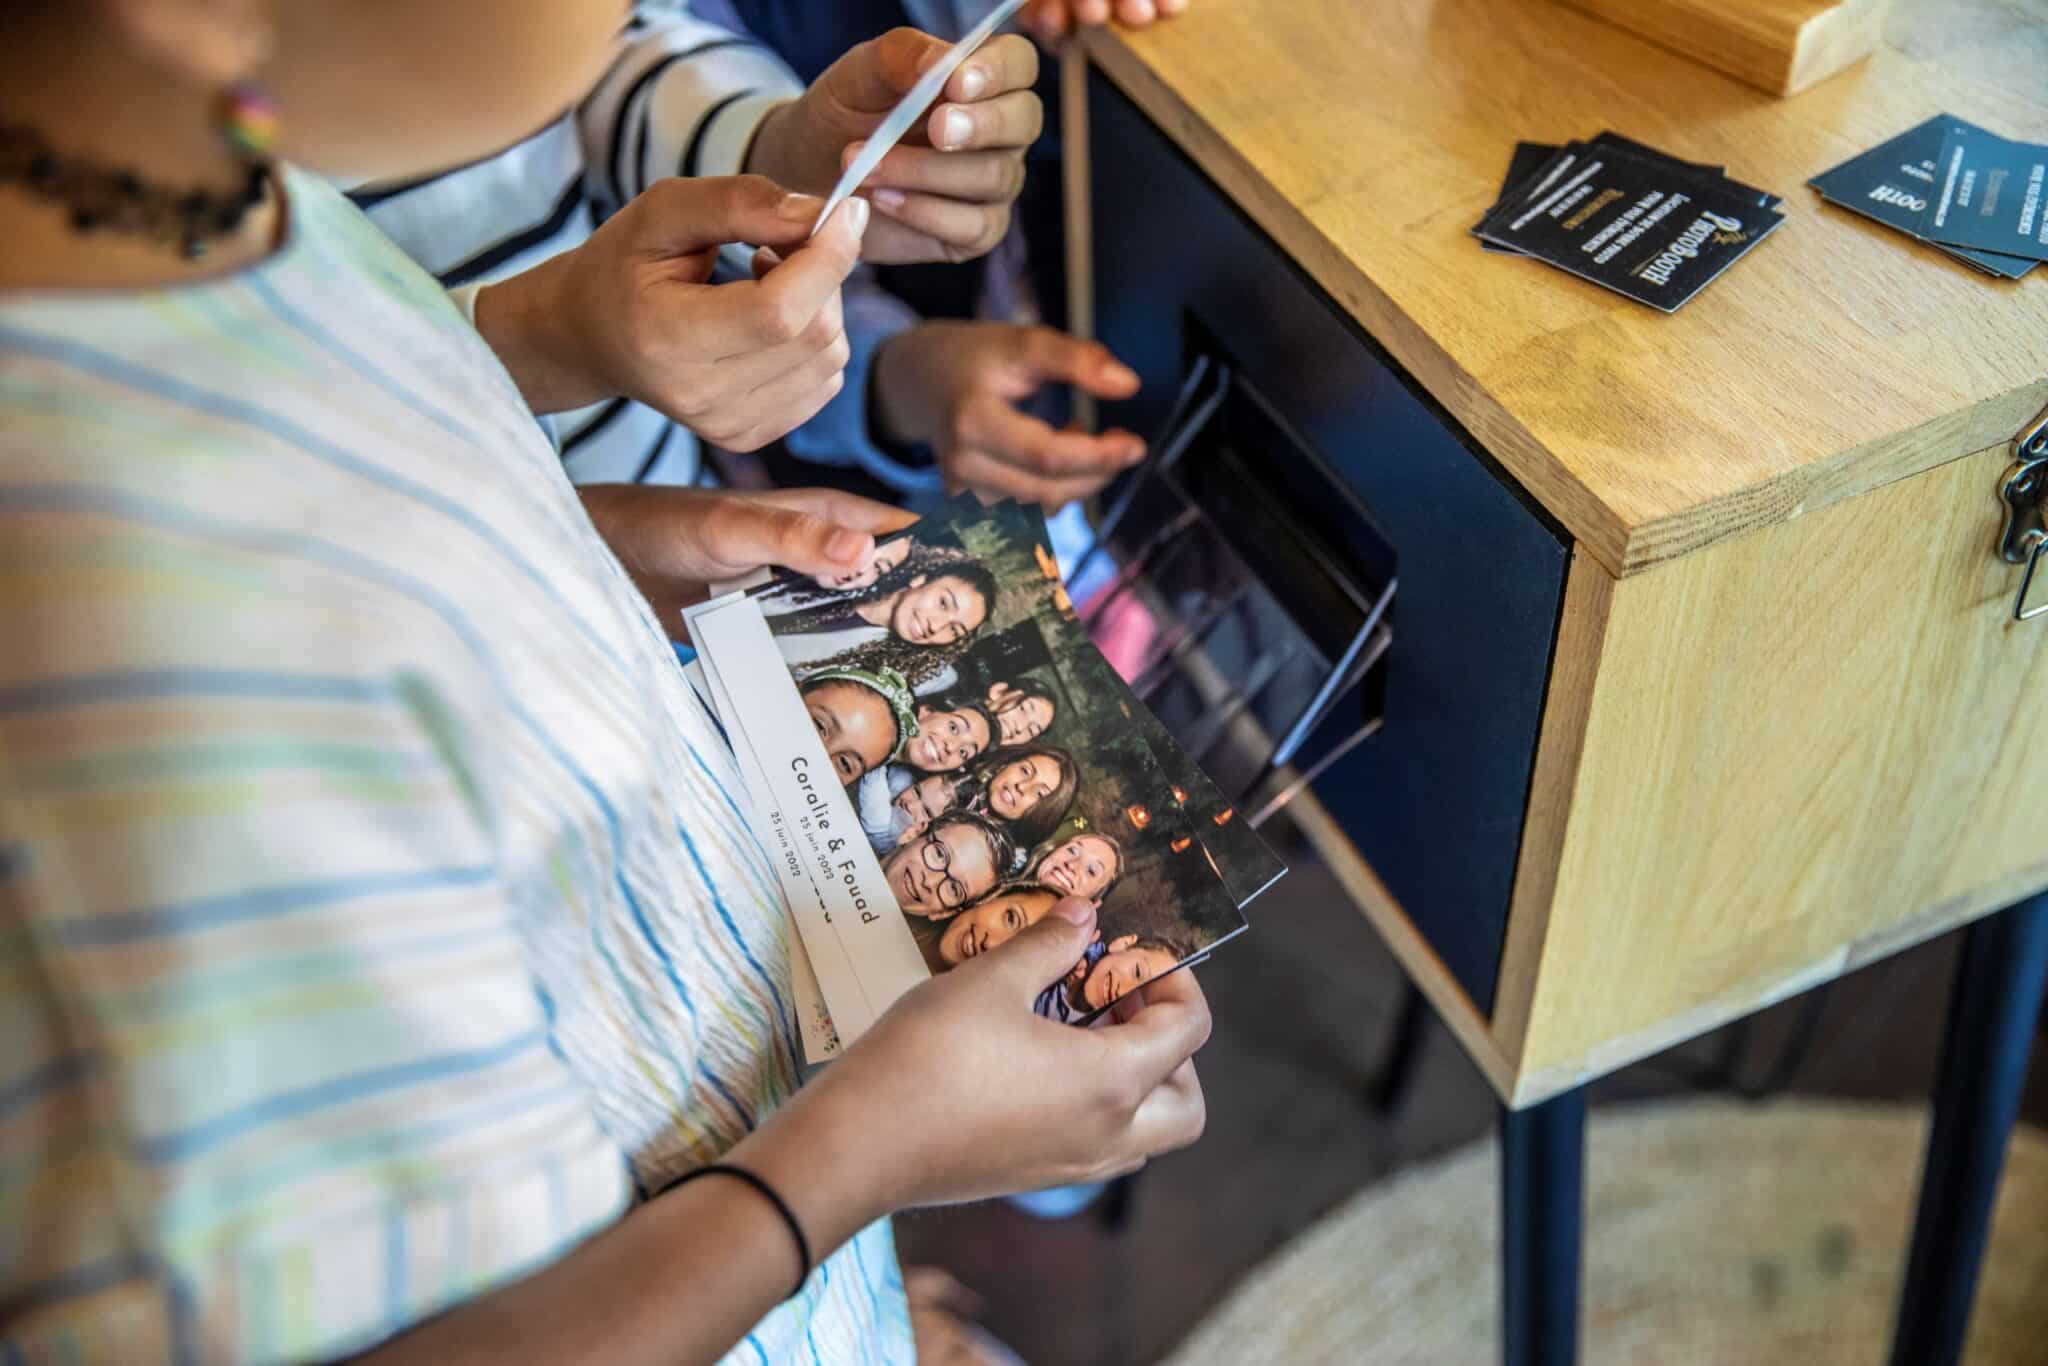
[827,528,870,563]
[872,187,906,212]
[1054,899,1095,926]
[941,108,973,149]
[778,193,825,221]
[843,140,866,167]
[960,65,987,99]
[1123,440,1147,463]
[1105,361,1138,388]
[841,197,870,236]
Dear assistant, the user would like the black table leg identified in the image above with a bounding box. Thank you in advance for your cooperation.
[1889,892,2048,1366]
[1501,1086,1586,1366]
[1366,982,1430,1114]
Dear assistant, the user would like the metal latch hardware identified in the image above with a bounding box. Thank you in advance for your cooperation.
[1997,402,2048,621]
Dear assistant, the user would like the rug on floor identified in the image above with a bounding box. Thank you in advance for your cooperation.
[1165,1099,2048,1365]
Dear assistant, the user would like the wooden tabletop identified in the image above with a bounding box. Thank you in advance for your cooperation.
[1081,0,2048,575]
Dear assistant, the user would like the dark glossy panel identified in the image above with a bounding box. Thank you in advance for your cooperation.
[1089,73,1568,1012]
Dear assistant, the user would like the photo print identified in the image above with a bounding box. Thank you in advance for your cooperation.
[688,496,1275,1058]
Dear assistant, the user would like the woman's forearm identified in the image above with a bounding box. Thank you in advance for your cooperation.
[350,1083,893,1366]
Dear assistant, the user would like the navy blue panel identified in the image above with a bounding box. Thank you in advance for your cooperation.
[1089,73,1568,1014]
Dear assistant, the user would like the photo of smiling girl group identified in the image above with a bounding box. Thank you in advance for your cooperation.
[750,497,1259,1025]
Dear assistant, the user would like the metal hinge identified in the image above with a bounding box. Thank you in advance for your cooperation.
[1997,401,2048,621]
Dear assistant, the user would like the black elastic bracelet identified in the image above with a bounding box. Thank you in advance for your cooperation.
[664,1163,813,1300]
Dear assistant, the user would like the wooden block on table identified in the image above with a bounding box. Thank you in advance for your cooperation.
[1556,0,1890,96]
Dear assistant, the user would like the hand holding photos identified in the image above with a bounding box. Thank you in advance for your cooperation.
[802,900,1210,1210]
[685,497,1275,1061]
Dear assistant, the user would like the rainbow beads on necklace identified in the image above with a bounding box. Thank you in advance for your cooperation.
[216,83,281,159]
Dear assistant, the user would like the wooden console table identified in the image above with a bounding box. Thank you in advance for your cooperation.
[1063,0,2048,1359]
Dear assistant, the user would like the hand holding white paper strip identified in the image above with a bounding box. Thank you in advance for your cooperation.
[813,0,1031,234]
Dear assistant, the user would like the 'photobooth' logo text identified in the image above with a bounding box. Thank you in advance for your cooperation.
[1636,210,1746,287]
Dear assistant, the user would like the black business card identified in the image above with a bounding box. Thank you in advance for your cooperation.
[1485,143,1588,223]
[1807,113,1948,202]
[1809,116,2037,278]
[1585,132,1781,209]
[1479,142,1582,229]
[1817,189,2034,278]
[1477,142,1562,253]
[1918,122,2048,262]
[1591,131,1719,177]
[1476,145,1785,311]
[1493,142,1563,214]
[1489,138,1776,231]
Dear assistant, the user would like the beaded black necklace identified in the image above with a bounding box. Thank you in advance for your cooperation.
[0,124,271,260]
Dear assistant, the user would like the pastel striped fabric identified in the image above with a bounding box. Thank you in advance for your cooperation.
[0,171,911,1365]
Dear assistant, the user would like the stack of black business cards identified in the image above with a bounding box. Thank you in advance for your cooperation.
[1471,132,1787,313]
[1808,115,2043,280]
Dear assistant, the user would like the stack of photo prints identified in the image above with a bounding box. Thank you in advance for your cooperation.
[684,496,1285,1063]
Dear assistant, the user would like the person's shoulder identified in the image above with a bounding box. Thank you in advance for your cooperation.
[289,168,506,342]
[0,169,481,405]
[0,479,492,711]
[0,368,497,727]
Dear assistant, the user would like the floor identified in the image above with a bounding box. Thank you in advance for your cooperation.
[894,813,2048,1366]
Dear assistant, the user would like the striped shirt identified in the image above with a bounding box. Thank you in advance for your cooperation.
[351,7,932,495]
[0,171,911,1365]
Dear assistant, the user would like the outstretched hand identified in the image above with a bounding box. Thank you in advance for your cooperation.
[579,485,918,635]
[873,321,1146,508]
